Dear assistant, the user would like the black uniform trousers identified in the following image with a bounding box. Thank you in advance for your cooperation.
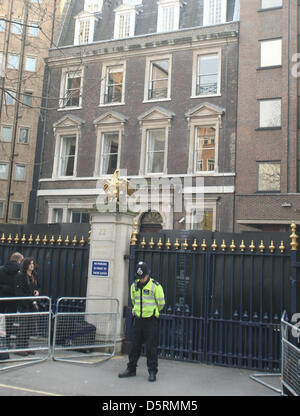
[127,316,158,374]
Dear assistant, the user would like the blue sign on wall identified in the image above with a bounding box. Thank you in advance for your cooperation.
[91,261,109,277]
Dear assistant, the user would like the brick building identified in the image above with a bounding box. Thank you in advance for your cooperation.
[0,0,65,224]
[235,0,300,232]
[34,0,240,232]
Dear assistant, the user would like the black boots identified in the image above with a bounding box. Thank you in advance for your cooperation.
[118,368,136,378]
[148,371,156,382]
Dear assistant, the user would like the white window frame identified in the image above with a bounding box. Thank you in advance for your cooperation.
[99,61,126,106]
[8,53,19,70]
[18,127,30,144]
[191,48,222,98]
[28,22,39,37]
[113,4,136,39]
[10,201,23,220]
[144,54,172,102]
[193,126,217,173]
[15,164,26,181]
[1,125,12,142]
[74,14,96,45]
[59,67,84,110]
[84,0,103,13]
[261,0,282,9]
[12,19,22,35]
[259,98,281,128]
[0,162,8,180]
[203,0,227,26]
[5,89,16,105]
[157,0,182,33]
[259,38,282,68]
[145,128,167,175]
[99,131,120,176]
[25,56,37,72]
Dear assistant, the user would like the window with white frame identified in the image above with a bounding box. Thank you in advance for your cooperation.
[1,126,12,142]
[100,132,119,175]
[146,57,171,101]
[25,56,36,72]
[258,162,281,192]
[260,38,282,68]
[203,0,227,26]
[114,5,136,39]
[0,163,8,179]
[15,165,25,181]
[101,64,125,105]
[0,18,5,32]
[11,202,22,219]
[57,136,77,177]
[28,22,39,37]
[194,126,216,173]
[60,69,83,108]
[0,52,5,78]
[157,0,182,33]
[84,0,103,13]
[261,0,282,9]
[190,208,214,231]
[52,208,63,223]
[22,92,33,107]
[195,53,220,96]
[5,90,16,105]
[146,128,166,174]
[8,54,19,69]
[74,11,97,45]
[12,20,22,35]
[19,127,29,144]
[259,99,281,128]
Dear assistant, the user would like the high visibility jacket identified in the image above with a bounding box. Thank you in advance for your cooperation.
[131,277,165,318]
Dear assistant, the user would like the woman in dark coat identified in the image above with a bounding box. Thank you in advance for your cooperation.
[14,257,40,355]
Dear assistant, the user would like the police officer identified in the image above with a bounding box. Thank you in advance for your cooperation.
[119,261,165,382]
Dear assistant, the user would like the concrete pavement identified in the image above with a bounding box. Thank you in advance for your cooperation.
[0,354,282,396]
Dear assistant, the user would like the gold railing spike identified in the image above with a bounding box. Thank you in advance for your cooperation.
[8,233,12,244]
[279,240,285,253]
[65,235,70,246]
[72,235,78,246]
[50,235,55,245]
[220,239,226,251]
[35,234,40,245]
[240,240,246,252]
[290,221,298,251]
[80,235,85,246]
[183,239,188,250]
[174,238,180,250]
[269,240,275,253]
[192,239,198,251]
[20,234,26,244]
[42,235,48,245]
[201,239,207,251]
[140,237,146,249]
[259,240,265,253]
[130,221,138,246]
[88,230,91,245]
[57,235,63,246]
[249,240,255,252]
[230,240,236,252]
[149,237,155,249]
[157,237,163,249]
[28,234,33,244]
[211,239,217,251]
[14,233,19,244]
[0,233,5,243]
[165,238,171,250]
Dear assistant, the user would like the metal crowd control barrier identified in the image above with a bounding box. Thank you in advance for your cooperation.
[52,297,119,365]
[281,313,300,396]
[0,296,52,372]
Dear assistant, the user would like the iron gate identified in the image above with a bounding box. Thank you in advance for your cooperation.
[126,222,299,371]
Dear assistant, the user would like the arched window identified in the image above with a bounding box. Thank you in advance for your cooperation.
[140,211,163,233]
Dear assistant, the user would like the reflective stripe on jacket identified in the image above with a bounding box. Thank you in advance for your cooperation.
[131,277,165,318]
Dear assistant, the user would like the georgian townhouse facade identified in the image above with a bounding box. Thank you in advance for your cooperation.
[235,0,300,232]
[34,0,240,232]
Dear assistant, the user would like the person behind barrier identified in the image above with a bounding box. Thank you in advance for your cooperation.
[0,252,24,353]
[14,257,39,356]
[118,261,165,382]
